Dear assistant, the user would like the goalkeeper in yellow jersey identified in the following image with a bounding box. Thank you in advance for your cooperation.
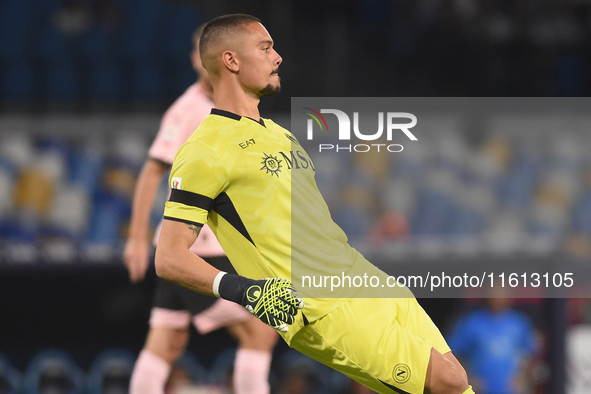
[155,13,475,394]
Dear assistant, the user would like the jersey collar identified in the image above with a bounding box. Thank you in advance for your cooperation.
[211,108,266,128]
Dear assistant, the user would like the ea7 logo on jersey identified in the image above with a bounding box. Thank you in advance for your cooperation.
[171,177,182,189]
[239,138,256,149]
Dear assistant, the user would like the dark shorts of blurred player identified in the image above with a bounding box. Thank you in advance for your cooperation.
[150,256,252,334]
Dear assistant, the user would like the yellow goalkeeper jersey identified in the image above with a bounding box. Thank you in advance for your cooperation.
[163,109,410,340]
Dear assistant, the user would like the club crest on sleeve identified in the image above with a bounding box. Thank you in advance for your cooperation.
[171,177,182,189]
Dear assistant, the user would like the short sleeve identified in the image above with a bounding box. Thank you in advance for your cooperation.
[148,85,212,165]
[148,109,187,165]
[163,141,229,226]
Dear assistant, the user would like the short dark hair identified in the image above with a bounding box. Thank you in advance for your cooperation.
[199,14,262,71]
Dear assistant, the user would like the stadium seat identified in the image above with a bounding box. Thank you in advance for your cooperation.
[0,132,35,170]
[447,184,494,237]
[0,353,22,394]
[160,4,200,95]
[121,0,161,59]
[36,22,81,102]
[88,60,122,102]
[0,0,33,61]
[307,150,350,207]
[131,60,163,101]
[0,164,15,222]
[333,203,373,242]
[23,349,85,394]
[497,152,541,210]
[390,135,431,180]
[68,146,104,197]
[382,177,417,219]
[80,27,122,102]
[208,348,236,387]
[276,350,340,394]
[2,60,35,101]
[47,183,91,240]
[86,349,135,394]
[173,352,210,386]
[84,193,130,248]
[572,191,591,235]
[412,169,459,236]
[44,59,81,102]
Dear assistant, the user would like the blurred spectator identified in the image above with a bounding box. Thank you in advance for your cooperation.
[368,210,410,245]
[447,289,540,394]
[52,0,93,37]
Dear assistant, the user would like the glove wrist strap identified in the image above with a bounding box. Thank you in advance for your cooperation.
[212,271,227,298]
[217,273,250,305]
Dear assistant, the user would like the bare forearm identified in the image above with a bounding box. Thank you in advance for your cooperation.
[128,159,169,240]
[155,219,304,332]
[155,243,220,296]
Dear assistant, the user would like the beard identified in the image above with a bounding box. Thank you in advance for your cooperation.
[259,83,281,97]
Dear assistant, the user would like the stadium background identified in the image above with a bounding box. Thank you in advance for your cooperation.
[1,0,591,393]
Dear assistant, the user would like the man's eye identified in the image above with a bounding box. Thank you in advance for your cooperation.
[263,47,270,52]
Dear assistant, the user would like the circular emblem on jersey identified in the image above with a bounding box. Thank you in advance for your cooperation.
[260,153,282,177]
[246,285,262,303]
[392,363,411,384]
[284,133,300,145]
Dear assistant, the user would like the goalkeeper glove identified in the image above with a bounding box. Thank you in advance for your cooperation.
[213,272,305,332]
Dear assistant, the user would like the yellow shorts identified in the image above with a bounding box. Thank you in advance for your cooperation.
[289,297,451,394]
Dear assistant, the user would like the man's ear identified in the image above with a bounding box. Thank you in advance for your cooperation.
[222,50,239,73]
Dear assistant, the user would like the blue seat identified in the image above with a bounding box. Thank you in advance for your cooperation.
[161,5,199,58]
[132,61,163,100]
[448,206,487,237]
[333,204,373,242]
[0,353,22,394]
[85,193,130,247]
[23,349,85,394]
[497,154,541,210]
[412,189,455,236]
[0,0,33,61]
[2,60,35,101]
[68,149,104,196]
[86,349,135,394]
[81,28,112,61]
[45,59,80,101]
[80,27,121,101]
[37,26,69,61]
[88,59,121,101]
[276,350,340,394]
[159,5,200,95]
[208,348,236,386]
[572,191,591,235]
[36,24,80,101]
[121,0,161,59]
[173,352,209,386]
